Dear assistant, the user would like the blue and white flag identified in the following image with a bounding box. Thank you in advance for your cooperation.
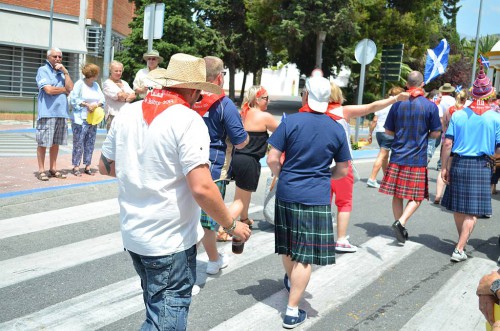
[455,85,462,93]
[424,39,450,85]
[480,55,490,69]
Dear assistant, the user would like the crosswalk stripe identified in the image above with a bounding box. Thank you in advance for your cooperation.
[0,199,119,239]
[400,258,497,331]
[0,230,275,330]
[0,201,261,240]
[210,235,423,330]
[0,232,123,289]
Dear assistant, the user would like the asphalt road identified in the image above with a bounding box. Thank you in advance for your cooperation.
[0,95,499,330]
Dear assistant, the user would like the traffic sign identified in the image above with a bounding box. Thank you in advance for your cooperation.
[381,44,404,81]
[355,39,377,65]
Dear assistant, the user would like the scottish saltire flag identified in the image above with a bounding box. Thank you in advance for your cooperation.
[424,39,450,85]
[480,55,490,69]
[455,85,462,93]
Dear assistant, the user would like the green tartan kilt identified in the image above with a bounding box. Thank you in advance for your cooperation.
[274,198,335,266]
[200,180,227,231]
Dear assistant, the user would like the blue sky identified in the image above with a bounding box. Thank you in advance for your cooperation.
[456,0,499,38]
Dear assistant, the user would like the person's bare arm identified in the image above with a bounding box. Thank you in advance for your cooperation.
[265,113,280,132]
[385,129,394,136]
[440,137,453,184]
[477,270,500,326]
[368,116,378,144]
[54,63,73,92]
[331,161,349,179]
[42,85,68,95]
[186,164,251,240]
[234,134,249,149]
[429,130,441,139]
[98,154,116,177]
[342,92,410,120]
[267,146,282,178]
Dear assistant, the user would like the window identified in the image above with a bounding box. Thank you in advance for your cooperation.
[0,45,79,97]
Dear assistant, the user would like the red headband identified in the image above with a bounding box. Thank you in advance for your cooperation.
[256,87,267,98]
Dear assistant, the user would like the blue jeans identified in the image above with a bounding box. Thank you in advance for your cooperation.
[129,245,197,331]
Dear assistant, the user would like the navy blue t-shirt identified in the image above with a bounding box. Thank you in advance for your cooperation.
[203,96,247,181]
[268,112,351,205]
[385,96,441,166]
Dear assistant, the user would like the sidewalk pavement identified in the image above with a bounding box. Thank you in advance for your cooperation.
[0,120,114,199]
[0,120,379,199]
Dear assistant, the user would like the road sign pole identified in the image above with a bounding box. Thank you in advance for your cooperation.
[147,4,155,52]
[355,40,368,142]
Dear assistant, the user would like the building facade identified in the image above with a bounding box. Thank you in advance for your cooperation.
[0,0,135,112]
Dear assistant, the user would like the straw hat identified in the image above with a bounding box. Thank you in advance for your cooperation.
[438,83,454,93]
[87,107,105,125]
[145,53,223,95]
[142,50,164,63]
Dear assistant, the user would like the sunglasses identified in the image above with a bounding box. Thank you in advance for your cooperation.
[221,71,227,76]
[147,58,158,61]
[52,55,62,59]
[260,96,269,101]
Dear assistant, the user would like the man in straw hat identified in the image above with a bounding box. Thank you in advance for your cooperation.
[192,56,249,275]
[133,49,163,99]
[440,65,500,262]
[99,53,251,330]
[379,71,442,244]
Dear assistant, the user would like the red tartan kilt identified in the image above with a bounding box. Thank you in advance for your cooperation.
[379,163,429,201]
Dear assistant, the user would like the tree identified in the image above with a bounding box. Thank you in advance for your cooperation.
[269,0,357,77]
[115,0,211,85]
[442,0,461,29]
[196,0,249,99]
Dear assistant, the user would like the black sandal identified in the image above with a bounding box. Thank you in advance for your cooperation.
[84,168,94,176]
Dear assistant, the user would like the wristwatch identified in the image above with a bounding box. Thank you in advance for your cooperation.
[490,279,500,298]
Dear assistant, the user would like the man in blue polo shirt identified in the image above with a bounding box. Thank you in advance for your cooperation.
[35,48,74,181]
[192,56,249,275]
[379,71,441,243]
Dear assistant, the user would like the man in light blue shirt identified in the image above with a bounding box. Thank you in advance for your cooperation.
[35,48,74,181]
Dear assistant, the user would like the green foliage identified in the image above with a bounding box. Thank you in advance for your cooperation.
[115,0,205,84]
[269,0,357,76]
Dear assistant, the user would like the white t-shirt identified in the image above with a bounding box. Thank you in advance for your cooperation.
[439,95,455,118]
[328,106,353,167]
[103,79,134,117]
[101,101,209,256]
[133,68,162,99]
[374,105,391,133]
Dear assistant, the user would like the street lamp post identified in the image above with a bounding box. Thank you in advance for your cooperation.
[315,31,327,69]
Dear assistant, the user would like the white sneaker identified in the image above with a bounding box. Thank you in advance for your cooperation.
[335,236,357,253]
[191,285,201,296]
[206,253,228,275]
[450,248,467,262]
[367,179,380,188]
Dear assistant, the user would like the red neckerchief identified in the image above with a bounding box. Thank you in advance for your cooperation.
[142,89,189,125]
[469,100,492,116]
[448,105,464,116]
[299,103,343,121]
[192,91,225,117]
[407,87,425,98]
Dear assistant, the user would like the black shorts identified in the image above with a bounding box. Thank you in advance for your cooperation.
[232,153,261,192]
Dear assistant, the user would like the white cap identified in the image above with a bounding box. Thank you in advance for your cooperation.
[305,76,331,113]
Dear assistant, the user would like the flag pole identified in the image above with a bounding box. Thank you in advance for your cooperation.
[471,0,484,85]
